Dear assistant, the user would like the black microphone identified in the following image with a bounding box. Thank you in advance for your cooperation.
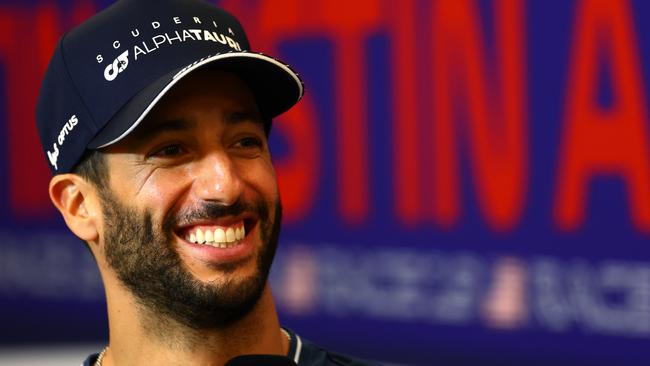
[224,355,298,366]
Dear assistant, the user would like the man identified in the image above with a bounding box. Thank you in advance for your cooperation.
[36,0,379,365]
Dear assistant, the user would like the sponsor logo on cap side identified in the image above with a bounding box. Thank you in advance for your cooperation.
[47,114,79,171]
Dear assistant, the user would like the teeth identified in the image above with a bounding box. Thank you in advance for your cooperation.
[215,228,226,243]
[226,227,235,243]
[186,224,245,246]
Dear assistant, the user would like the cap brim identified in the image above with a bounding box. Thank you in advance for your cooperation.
[88,52,304,149]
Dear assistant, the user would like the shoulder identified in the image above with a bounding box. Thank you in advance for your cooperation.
[287,329,382,366]
[80,353,98,366]
[299,337,382,366]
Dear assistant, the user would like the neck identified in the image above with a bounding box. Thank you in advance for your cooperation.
[101,280,286,366]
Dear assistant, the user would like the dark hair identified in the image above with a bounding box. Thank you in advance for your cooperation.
[72,149,108,189]
[264,119,273,136]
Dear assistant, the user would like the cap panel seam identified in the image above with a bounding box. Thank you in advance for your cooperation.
[58,31,100,130]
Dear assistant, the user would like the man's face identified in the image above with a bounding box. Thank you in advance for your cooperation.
[96,69,281,329]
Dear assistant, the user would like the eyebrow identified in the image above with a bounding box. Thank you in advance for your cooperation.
[129,109,264,144]
[129,118,195,144]
[224,110,264,126]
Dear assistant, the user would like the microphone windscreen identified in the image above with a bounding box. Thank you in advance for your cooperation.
[224,355,298,366]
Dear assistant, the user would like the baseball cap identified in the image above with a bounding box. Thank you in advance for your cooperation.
[36,0,304,174]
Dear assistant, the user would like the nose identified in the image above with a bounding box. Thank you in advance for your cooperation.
[193,151,244,206]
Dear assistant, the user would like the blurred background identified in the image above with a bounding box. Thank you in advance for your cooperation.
[1,0,650,365]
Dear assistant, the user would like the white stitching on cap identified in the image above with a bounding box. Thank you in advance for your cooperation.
[96,52,304,148]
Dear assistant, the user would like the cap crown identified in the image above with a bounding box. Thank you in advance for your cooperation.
[37,0,252,174]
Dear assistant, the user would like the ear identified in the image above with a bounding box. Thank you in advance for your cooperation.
[49,174,101,243]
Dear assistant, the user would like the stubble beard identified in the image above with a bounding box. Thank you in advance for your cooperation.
[99,188,282,331]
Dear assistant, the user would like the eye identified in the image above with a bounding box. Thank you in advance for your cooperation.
[236,136,264,149]
[151,143,186,158]
[231,135,266,158]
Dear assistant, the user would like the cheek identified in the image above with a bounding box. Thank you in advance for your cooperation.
[133,168,193,220]
[237,159,279,199]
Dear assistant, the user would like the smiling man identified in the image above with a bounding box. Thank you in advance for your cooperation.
[35,1,378,365]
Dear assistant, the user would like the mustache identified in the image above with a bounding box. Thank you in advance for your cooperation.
[165,199,268,229]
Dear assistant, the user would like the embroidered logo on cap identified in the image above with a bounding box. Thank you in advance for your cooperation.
[104,50,130,81]
[96,16,242,82]
[47,114,79,171]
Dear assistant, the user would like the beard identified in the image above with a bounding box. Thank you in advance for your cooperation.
[99,189,282,330]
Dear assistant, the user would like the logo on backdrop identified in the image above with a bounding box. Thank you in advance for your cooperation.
[97,15,243,82]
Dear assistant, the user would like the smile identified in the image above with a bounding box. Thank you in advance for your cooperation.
[183,221,246,248]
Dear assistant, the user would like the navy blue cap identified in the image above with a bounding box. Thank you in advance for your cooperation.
[36,0,304,174]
